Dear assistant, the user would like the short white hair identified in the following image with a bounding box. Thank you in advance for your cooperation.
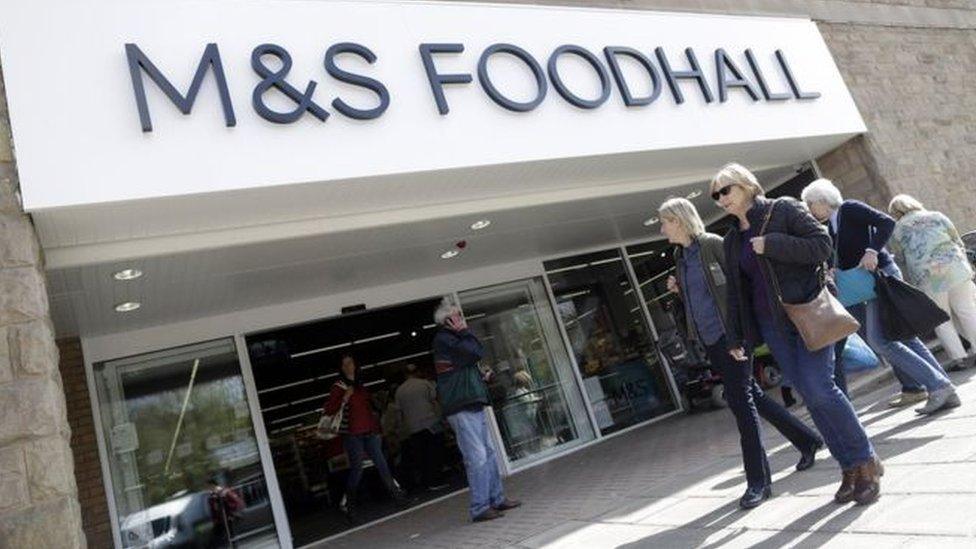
[801,178,843,209]
[433,297,457,326]
[658,197,705,237]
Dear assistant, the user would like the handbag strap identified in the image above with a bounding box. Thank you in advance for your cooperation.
[756,201,786,304]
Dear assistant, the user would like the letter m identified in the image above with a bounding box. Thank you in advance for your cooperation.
[125,43,236,132]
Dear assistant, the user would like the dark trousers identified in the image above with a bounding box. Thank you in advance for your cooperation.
[403,428,446,488]
[705,337,823,489]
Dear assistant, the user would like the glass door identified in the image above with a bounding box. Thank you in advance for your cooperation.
[93,339,279,549]
[458,278,595,467]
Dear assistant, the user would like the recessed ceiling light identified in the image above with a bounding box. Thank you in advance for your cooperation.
[643,217,659,227]
[470,219,491,230]
[114,301,141,313]
[440,250,460,259]
[113,268,143,281]
[686,190,703,199]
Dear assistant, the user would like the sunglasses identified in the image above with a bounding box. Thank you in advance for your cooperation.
[710,185,736,201]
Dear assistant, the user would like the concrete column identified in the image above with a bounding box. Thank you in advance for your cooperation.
[0,64,87,548]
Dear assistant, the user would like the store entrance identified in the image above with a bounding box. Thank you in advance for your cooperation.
[245,297,466,545]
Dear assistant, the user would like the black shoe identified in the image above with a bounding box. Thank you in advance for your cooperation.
[739,485,772,510]
[473,508,505,522]
[781,387,796,408]
[796,440,824,471]
[493,499,522,511]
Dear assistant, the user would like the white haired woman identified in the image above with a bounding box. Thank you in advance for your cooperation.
[714,163,881,506]
[801,178,959,415]
[661,197,823,509]
[888,194,976,370]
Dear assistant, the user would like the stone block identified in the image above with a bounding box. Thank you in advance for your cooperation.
[12,319,58,377]
[0,267,48,327]
[0,326,11,384]
[0,162,20,214]
[0,213,40,268]
[25,436,77,504]
[0,445,29,513]
[0,497,85,549]
[0,377,63,446]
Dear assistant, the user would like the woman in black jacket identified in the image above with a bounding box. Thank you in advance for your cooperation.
[660,197,823,510]
[712,163,881,506]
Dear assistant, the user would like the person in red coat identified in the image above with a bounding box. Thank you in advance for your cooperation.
[323,354,404,519]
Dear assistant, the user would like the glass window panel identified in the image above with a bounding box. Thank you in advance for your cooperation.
[94,339,278,549]
[545,249,677,435]
[459,278,595,464]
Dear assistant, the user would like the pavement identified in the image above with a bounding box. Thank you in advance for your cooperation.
[318,365,976,549]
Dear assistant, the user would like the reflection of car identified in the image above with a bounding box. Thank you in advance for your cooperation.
[120,491,211,548]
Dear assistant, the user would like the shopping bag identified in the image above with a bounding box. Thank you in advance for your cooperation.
[835,267,876,307]
[875,271,949,341]
[841,333,878,373]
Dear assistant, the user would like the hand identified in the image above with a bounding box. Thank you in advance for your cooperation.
[446,312,467,332]
[859,251,878,271]
[729,347,748,362]
[750,237,766,255]
[666,275,679,294]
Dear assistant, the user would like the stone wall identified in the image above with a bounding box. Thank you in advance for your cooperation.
[0,66,86,547]
[816,22,976,229]
[58,338,113,548]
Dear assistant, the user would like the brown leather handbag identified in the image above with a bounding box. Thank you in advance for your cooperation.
[759,202,860,352]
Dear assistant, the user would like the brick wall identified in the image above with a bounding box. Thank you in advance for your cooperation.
[816,23,976,228]
[58,338,113,548]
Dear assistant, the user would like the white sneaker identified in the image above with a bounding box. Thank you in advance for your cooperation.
[915,386,960,415]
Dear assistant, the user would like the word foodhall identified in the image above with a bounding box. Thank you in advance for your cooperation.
[126,42,820,131]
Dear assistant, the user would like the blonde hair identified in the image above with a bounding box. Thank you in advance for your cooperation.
[888,194,925,220]
[710,163,764,198]
[658,197,705,238]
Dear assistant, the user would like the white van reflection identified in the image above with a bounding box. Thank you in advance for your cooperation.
[121,491,210,548]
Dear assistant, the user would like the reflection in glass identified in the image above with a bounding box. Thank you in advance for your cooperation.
[94,339,278,548]
[459,278,595,464]
[545,249,677,435]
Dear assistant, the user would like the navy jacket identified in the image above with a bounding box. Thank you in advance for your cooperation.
[724,197,833,349]
[832,200,895,270]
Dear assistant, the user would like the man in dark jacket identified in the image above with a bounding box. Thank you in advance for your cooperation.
[431,298,521,522]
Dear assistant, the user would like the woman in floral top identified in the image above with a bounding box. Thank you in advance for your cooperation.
[888,194,976,369]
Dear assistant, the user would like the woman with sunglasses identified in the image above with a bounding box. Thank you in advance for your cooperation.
[712,163,882,506]
[661,197,823,510]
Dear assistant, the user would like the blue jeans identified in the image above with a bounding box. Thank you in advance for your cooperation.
[757,315,875,470]
[447,407,505,518]
[343,433,396,495]
[705,338,822,489]
[855,263,952,393]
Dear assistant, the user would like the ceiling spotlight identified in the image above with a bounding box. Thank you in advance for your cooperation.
[643,217,659,227]
[440,250,460,259]
[114,301,141,313]
[411,331,418,337]
[686,190,703,199]
[113,268,143,281]
[470,219,491,230]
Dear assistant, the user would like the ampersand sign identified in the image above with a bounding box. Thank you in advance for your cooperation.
[251,44,329,123]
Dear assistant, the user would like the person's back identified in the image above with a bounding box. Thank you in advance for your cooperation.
[891,209,972,293]
[395,376,440,434]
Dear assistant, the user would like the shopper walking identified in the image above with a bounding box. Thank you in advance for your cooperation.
[432,299,521,522]
[715,163,882,506]
[395,363,449,491]
[888,194,976,371]
[801,179,960,414]
[660,197,823,510]
[323,354,405,521]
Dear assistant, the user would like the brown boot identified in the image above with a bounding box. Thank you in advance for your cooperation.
[853,457,883,506]
[834,468,857,504]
